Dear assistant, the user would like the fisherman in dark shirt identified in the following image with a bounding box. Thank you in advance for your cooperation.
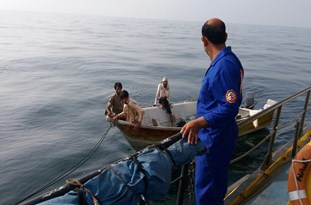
[105,82,123,117]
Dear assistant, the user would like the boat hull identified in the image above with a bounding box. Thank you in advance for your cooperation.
[114,103,276,150]
[115,123,181,150]
[238,109,275,136]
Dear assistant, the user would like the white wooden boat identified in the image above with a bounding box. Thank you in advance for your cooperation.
[109,99,277,150]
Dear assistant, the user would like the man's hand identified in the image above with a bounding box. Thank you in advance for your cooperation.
[181,117,208,144]
[134,121,141,129]
[106,110,112,117]
[112,115,118,122]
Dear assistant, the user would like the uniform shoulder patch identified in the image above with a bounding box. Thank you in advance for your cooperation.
[226,89,237,103]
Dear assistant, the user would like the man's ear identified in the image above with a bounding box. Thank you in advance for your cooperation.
[202,36,208,46]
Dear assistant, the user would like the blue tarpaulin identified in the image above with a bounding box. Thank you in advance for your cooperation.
[39,138,207,205]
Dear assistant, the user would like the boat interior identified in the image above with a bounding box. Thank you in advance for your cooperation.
[142,99,277,128]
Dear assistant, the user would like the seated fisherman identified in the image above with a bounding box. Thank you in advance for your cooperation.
[112,90,144,129]
[153,77,174,125]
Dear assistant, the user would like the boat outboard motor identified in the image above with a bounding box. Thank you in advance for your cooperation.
[244,92,255,109]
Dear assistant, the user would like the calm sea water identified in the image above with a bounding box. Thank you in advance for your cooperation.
[0,10,310,205]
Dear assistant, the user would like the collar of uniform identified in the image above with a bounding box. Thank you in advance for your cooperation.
[210,46,232,66]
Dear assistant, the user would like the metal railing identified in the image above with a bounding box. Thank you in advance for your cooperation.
[236,86,310,168]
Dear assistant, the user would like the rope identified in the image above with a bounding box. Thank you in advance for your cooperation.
[290,158,311,205]
[16,126,111,205]
[66,178,100,205]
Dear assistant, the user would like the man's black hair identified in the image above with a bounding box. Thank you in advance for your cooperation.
[201,20,226,44]
[120,90,129,100]
[114,82,122,89]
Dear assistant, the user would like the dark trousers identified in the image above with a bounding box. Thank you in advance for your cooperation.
[158,96,172,114]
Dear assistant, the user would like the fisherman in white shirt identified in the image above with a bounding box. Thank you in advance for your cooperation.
[153,77,174,125]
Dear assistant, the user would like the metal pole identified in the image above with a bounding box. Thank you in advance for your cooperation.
[298,90,310,137]
[176,164,189,205]
[261,106,282,170]
[291,120,301,158]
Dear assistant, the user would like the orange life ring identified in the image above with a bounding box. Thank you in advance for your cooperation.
[288,141,311,205]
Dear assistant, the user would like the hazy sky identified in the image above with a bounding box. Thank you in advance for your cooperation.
[1,0,311,28]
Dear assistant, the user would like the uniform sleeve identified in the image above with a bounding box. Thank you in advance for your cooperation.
[203,63,242,127]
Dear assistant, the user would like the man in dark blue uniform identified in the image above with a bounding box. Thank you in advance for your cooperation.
[181,18,244,205]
